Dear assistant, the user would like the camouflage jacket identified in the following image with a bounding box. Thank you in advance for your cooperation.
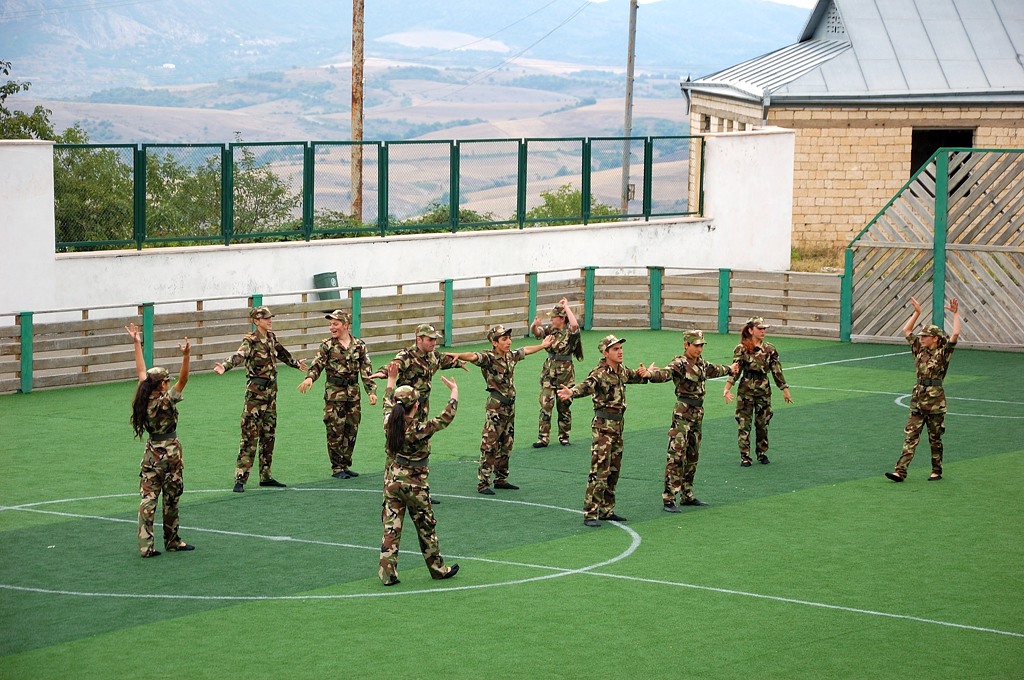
[907,334,957,413]
[568,360,647,414]
[221,330,301,382]
[731,341,787,397]
[649,355,732,418]
[146,387,183,437]
[305,336,377,402]
[533,324,582,386]
[382,386,458,465]
[390,346,464,406]
[468,348,527,404]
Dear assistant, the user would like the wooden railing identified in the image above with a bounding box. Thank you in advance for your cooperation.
[1,267,842,394]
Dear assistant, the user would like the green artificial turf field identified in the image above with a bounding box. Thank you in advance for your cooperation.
[1,331,1022,679]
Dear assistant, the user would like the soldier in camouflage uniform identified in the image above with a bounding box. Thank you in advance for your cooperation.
[378,362,461,586]
[723,317,792,467]
[298,310,377,479]
[126,323,195,558]
[647,330,738,512]
[557,335,651,527]
[371,323,465,465]
[531,298,583,448]
[216,306,306,492]
[886,297,961,482]
[448,325,553,494]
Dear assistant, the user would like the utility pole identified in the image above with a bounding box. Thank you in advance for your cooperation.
[351,0,365,223]
[620,0,638,214]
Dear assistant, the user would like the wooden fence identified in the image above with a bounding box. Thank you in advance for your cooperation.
[1,268,842,394]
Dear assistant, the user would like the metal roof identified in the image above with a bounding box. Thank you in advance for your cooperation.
[683,0,1024,106]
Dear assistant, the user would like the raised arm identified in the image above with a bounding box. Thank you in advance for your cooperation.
[125,323,147,383]
[173,337,191,393]
[904,296,923,336]
[947,298,961,343]
[522,335,556,356]
[561,297,580,332]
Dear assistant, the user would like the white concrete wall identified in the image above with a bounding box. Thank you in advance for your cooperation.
[0,128,795,316]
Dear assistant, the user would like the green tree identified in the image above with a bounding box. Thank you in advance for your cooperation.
[525,183,619,226]
[1,60,57,140]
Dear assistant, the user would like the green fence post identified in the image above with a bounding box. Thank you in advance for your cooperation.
[648,266,663,330]
[581,139,592,225]
[350,287,362,337]
[840,248,854,342]
[718,268,731,334]
[133,145,146,250]
[17,312,33,394]
[642,137,654,220]
[933,151,950,327]
[221,144,234,246]
[141,302,155,368]
[443,279,454,346]
[248,294,263,331]
[517,140,527,230]
[583,267,596,331]
[450,141,460,233]
[527,272,538,336]
[303,142,314,241]
[378,143,389,237]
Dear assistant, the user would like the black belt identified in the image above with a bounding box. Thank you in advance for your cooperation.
[327,375,356,387]
[487,390,514,405]
[917,379,943,387]
[394,454,428,468]
[594,409,623,421]
[248,376,275,387]
[548,354,573,361]
[677,397,704,408]
[149,430,177,442]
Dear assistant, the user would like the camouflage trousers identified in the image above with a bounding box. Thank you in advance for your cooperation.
[478,402,515,491]
[379,463,449,584]
[583,416,624,521]
[735,393,773,458]
[138,439,185,555]
[537,385,572,444]
[324,399,361,473]
[235,394,277,484]
[664,410,703,505]
[894,409,945,478]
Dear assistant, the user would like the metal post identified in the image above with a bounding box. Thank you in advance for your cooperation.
[620,0,638,214]
[933,151,949,327]
[133,145,146,250]
[527,272,538,335]
[840,248,854,342]
[17,312,33,394]
[517,140,527,230]
[583,267,596,331]
[350,287,362,337]
[303,143,314,240]
[718,269,731,334]
[141,302,155,368]
[378,143,388,236]
[450,141,459,233]
[443,279,454,346]
[351,0,365,223]
[648,266,663,330]
[221,145,233,246]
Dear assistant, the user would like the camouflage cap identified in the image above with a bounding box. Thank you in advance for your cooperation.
[250,306,274,320]
[393,385,420,408]
[325,310,351,323]
[146,366,171,382]
[415,323,443,339]
[919,324,945,337]
[547,303,568,318]
[683,329,707,345]
[597,334,626,353]
[487,324,513,342]
[747,316,769,329]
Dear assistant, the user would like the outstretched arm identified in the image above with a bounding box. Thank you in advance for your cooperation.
[125,323,147,383]
[173,338,191,393]
[947,298,961,343]
[561,297,580,333]
[522,335,555,356]
[904,296,923,336]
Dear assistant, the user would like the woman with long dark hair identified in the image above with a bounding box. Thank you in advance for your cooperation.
[127,322,194,558]
[378,362,460,586]
[723,317,791,467]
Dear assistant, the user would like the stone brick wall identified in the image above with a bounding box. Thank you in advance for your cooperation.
[688,95,1024,251]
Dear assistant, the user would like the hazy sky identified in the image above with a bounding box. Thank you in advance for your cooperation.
[590,0,816,7]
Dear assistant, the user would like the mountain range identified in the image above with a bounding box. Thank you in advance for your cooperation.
[1,0,812,142]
